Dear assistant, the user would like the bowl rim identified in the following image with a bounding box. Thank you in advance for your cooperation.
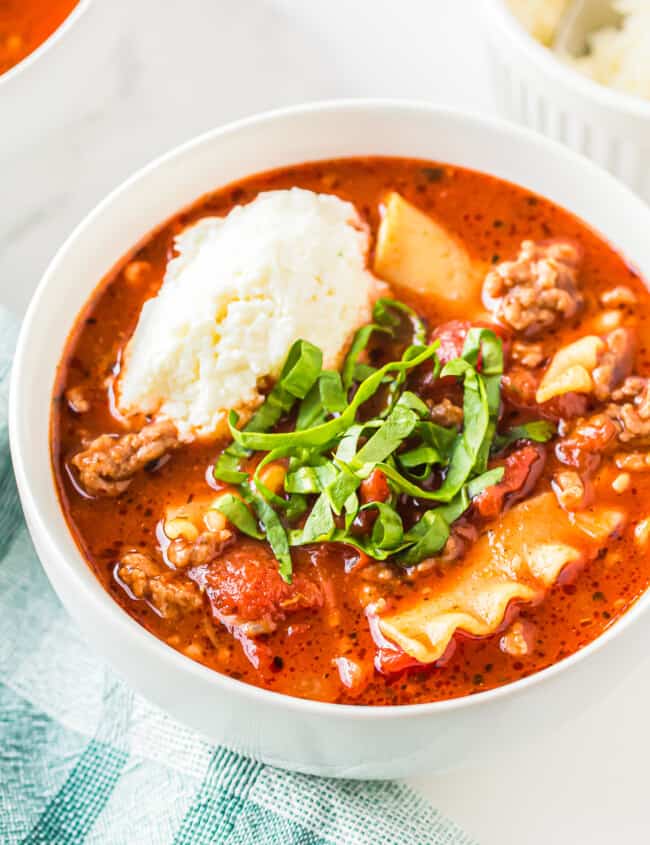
[481,0,650,118]
[10,98,650,722]
[0,0,93,89]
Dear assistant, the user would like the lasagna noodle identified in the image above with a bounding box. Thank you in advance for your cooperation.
[377,493,623,666]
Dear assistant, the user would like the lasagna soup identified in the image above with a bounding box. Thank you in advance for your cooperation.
[52,158,650,705]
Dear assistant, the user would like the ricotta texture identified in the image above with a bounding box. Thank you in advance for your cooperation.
[573,1,650,100]
[118,188,379,440]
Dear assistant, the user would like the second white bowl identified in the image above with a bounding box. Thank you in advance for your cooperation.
[479,0,650,204]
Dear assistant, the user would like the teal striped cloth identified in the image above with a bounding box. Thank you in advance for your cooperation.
[0,308,476,845]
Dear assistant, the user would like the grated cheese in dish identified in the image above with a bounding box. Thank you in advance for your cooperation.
[508,0,650,100]
[507,0,570,46]
[573,1,650,100]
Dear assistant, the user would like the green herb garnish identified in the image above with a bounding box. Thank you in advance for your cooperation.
[213,302,549,582]
[493,420,556,451]
[212,493,263,539]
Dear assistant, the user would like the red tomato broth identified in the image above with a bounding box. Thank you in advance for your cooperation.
[0,0,79,75]
[51,157,650,705]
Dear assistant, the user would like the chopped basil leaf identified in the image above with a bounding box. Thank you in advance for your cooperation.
[353,362,377,382]
[251,491,293,583]
[398,445,444,473]
[212,493,263,539]
[296,381,327,430]
[296,369,346,430]
[290,493,335,545]
[212,449,249,484]
[493,420,556,451]
[467,466,505,498]
[284,493,308,522]
[335,423,365,463]
[373,297,427,345]
[325,464,361,514]
[277,339,323,400]
[395,510,450,565]
[417,421,458,457]
[366,502,404,550]
[215,339,322,482]
[319,370,347,413]
[247,339,322,433]
[351,403,418,468]
[462,327,503,375]
[342,323,385,390]
[284,462,337,495]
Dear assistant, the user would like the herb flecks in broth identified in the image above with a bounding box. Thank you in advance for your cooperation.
[52,159,650,705]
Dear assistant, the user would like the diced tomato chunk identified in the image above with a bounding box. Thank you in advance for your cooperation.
[474,443,546,519]
[190,541,322,626]
[359,468,390,504]
[431,320,470,365]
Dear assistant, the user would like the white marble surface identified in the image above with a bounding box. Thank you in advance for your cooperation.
[2,1,648,842]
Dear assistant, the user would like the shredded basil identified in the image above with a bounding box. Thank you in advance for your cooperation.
[366,502,404,551]
[351,403,419,468]
[290,493,336,545]
[373,297,427,345]
[340,298,426,391]
[212,493,263,540]
[319,370,346,413]
[295,382,327,430]
[285,462,337,495]
[493,420,556,451]
[228,345,438,451]
[250,490,293,583]
[247,339,322,432]
[341,324,386,390]
[394,510,450,565]
[211,302,553,579]
[212,446,250,485]
[296,369,346,430]
[214,339,322,482]
[466,466,505,498]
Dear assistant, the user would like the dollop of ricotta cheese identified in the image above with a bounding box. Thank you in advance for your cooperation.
[118,188,381,440]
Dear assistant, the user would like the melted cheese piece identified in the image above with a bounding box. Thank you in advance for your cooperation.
[376,493,618,667]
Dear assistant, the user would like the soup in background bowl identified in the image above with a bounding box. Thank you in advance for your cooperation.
[0,0,79,75]
[11,102,650,777]
[0,0,102,162]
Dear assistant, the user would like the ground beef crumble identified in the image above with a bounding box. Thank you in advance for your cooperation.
[71,420,178,496]
[483,240,583,337]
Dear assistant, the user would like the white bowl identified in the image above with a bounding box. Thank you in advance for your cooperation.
[0,0,99,159]
[10,100,650,778]
[479,0,650,204]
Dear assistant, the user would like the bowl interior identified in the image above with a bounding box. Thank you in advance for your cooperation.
[11,100,650,715]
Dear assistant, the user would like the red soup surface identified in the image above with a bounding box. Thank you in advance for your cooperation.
[52,157,650,705]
